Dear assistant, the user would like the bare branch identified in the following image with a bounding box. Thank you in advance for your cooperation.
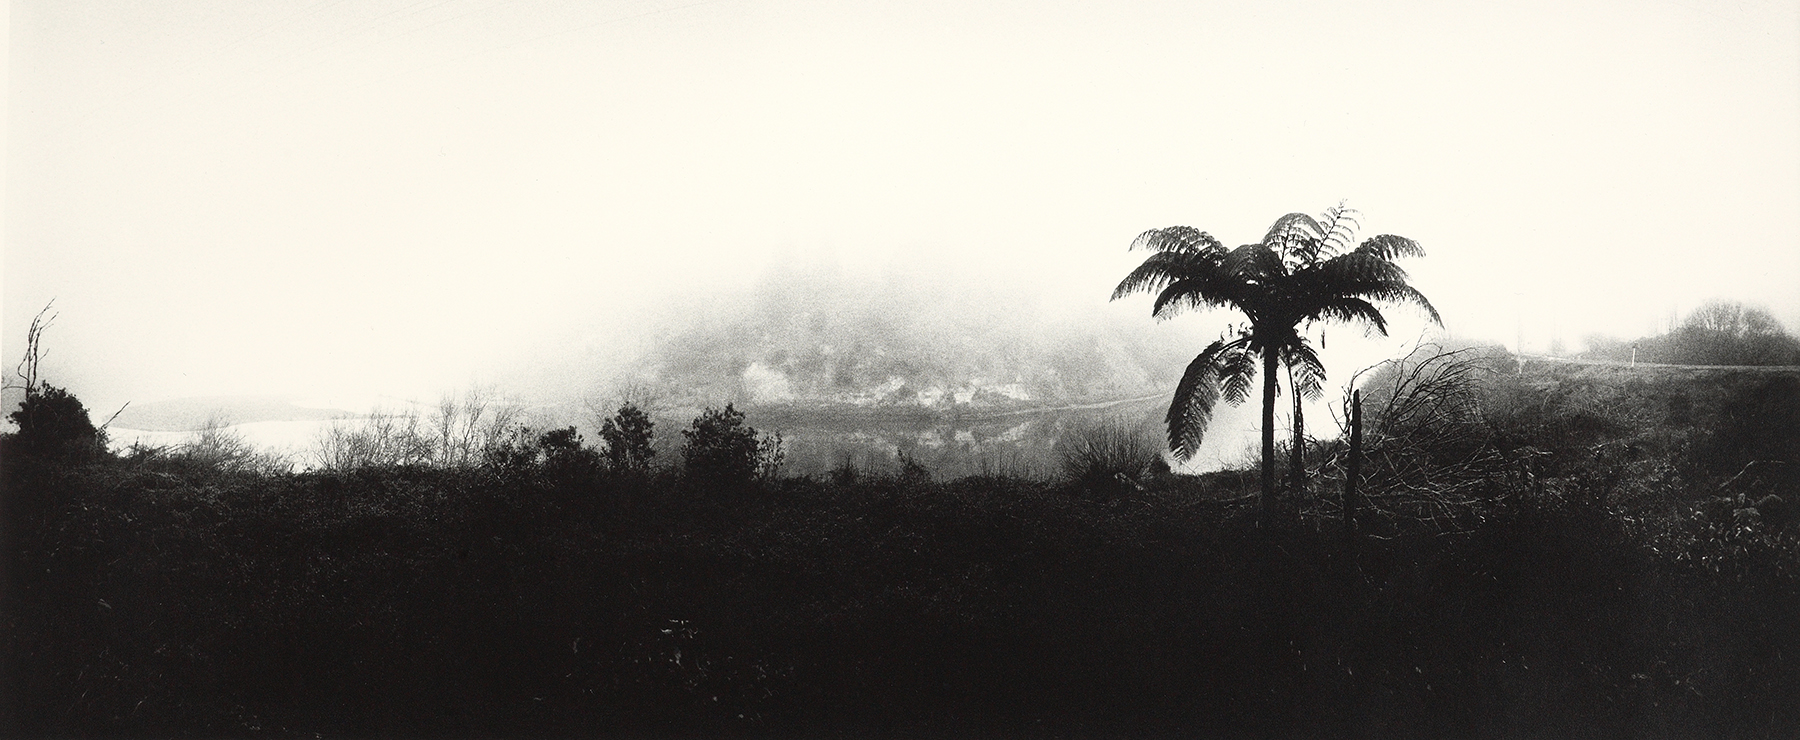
[99,401,131,431]
[9,300,58,394]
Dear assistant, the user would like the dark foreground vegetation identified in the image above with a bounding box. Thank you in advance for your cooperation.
[4,353,1799,738]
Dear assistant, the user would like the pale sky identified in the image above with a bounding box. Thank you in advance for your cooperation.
[6,0,1799,414]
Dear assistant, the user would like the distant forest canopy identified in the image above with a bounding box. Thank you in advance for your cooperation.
[1580,300,1800,366]
[629,266,1204,411]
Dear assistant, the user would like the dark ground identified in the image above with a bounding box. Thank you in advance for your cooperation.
[3,365,1796,738]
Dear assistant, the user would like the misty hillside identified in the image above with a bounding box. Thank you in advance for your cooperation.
[626,267,1204,414]
[109,396,353,432]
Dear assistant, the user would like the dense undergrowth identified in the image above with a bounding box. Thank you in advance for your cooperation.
[3,363,1798,738]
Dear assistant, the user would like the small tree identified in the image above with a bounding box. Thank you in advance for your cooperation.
[538,425,602,482]
[429,386,522,468]
[1113,203,1440,527]
[598,402,657,474]
[4,302,107,462]
[1669,300,1800,366]
[682,404,780,487]
[7,384,106,461]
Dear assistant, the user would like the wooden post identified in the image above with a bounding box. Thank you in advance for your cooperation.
[1260,350,1278,530]
[1345,389,1362,541]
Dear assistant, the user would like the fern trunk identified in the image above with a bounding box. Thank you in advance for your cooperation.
[1289,366,1305,493]
[1260,348,1278,528]
[1345,389,1362,541]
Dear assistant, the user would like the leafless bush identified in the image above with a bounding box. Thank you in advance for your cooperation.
[308,387,525,472]
[758,431,786,481]
[178,416,294,475]
[585,382,669,426]
[1317,343,1520,533]
[428,386,522,468]
[311,406,434,471]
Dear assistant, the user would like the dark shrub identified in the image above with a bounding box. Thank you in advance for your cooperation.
[896,449,930,486]
[480,422,538,473]
[682,404,781,487]
[828,451,860,486]
[598,402,656,474]
[4,384,107,462]
[1703,375,1800,482]
[538,425,602,482]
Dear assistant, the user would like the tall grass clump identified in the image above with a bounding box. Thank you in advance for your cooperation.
[1056,420,1165,497]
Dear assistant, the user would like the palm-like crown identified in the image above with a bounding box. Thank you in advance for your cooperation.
[1114,203,1440,460]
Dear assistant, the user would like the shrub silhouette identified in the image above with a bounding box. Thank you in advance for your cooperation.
[480,422,539,473]
[5,384,106,462]
[4,302,108,463]
[538,425,603,482]
[163,416,293,477]
[1582,300,1800,366]
[311,408,434,470]
[681,404,780,487]
[427,387,523,467]
[598,402,656,474]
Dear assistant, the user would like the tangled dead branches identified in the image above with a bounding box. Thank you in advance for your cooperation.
[1311,343,1525,535]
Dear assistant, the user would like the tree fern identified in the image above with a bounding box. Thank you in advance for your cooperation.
[1114,202,1439,525]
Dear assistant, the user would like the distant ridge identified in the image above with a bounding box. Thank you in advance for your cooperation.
[111,396,358,432]
[744,393,1166,425]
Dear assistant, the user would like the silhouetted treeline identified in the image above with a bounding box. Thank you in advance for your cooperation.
[3,359,1798,738]
[1584,300,1800,366]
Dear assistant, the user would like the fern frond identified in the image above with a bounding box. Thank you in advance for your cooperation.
[1316,203,1362,256]
[1355,234,1425,261]
[1218,343,1259,404]
[1222,243,1284,282]
[1112,251,1216,301]
[1290,237,1324,269]
[1151,278,1235,319]
[1166,337,1255,460]
[1284,342,1327,400]
[1311,252,1409,287]
[1131,226,1225,256]
[1261,213,1323,247]
[1306,297,1390,336]
[1360,284,1443,326]
[1167,340,1227,460]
